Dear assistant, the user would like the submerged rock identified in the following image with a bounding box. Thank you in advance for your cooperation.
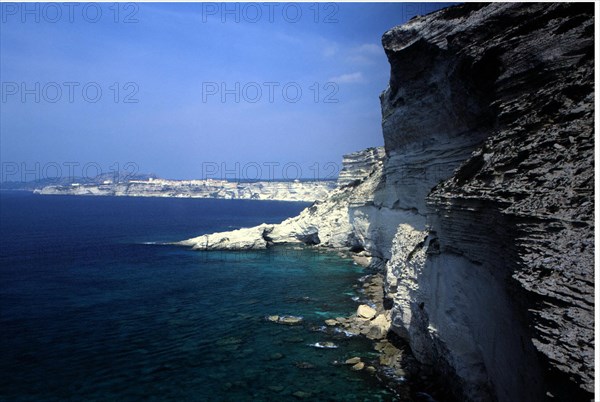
[278,316,303,325]
[266,315,303,325]
[269,353,284,360]
[292,391,312,399]
[351,362,365,371]
[215,337,243,346]
[283,337,304,344]
[294,361,315,369]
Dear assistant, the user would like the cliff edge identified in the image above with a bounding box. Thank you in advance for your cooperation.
[380,3,593,400]
[180,3,594,401]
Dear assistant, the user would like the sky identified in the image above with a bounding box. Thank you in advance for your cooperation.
[1,2,452,181]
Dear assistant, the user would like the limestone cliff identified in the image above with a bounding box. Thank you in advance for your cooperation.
[179,147,385,250]
[379,3,593,401]
[180,3,594,401]
[337,147,386,187]
[35,178,335,202]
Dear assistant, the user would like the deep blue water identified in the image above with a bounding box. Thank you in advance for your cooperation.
[0,191,398,401]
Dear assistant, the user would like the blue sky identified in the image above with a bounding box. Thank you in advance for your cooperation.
[1,2,452,180]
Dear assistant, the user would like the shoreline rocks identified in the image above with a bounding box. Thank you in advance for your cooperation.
[356,305,376,320]
[178,3,594,400]
[335,276,404,366]
[177,147,387,253]
[345,357,361,365]
[331,271,436,400]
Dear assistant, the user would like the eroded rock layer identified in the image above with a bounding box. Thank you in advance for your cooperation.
[179,147,385,250]
[180,3,594,400]
[380,3,593,401]
[337,147,386,187]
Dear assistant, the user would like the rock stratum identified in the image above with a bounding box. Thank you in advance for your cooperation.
[178,146,386,251]
[337,147,387,187]
[34,178,336,202]
[180,3,594,401]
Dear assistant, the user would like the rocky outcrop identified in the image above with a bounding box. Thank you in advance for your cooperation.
[380,3,594,401]
[179,148,387,250]
[180,3,593,401]
[337,147,386,187]
[178,224,273,250]
[35,178,336,202]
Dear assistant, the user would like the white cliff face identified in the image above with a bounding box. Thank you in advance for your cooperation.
[379,3,594,401]
[35,179,336,203]
[178,4,593,401]
[384,222,532,402]
[337,147,386,187]
[178,148,386,252]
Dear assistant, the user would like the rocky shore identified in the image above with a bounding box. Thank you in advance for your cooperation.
[180,4,594,401]
[178,147,386,251]
[325,264,443,401]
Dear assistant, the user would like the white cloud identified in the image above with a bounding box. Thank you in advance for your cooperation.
[329,72,365,84]
[355,43,381,54]
[347,43,383,64]
[322,44,338,57]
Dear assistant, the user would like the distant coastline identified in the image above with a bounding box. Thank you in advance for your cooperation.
[29,177,337,203]
[3,148,385,203]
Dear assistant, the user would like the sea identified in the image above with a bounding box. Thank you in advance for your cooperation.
[0,191,403,401]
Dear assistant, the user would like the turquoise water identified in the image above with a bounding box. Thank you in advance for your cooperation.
[0,192,398,401]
